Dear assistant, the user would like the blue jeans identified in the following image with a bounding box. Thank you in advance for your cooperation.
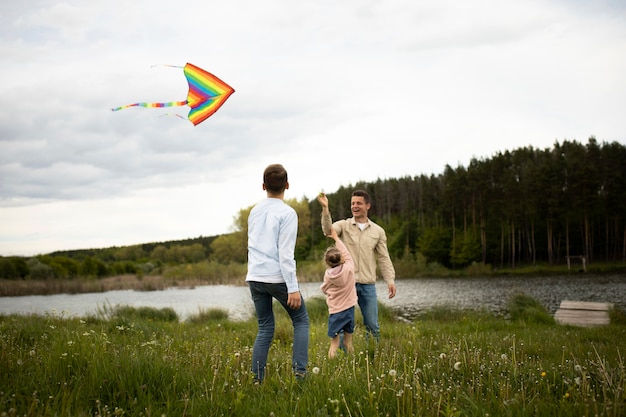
[356,283,380,342]
[248,281,309,381]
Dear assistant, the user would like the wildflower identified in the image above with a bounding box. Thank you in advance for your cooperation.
[501,353,508,361]
[574,364,582,373]
[234,352,240,359]
[388,369,397,377]
[564,392,570,399]
[575,377,582,386]
[453,361,462,371]
[541,371,546,378]
[439,353,446,360]
[312,367,320,375]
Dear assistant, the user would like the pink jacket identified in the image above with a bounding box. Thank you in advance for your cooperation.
[321,239,357,314]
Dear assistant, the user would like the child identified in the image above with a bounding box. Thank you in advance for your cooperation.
[319,194,358,358]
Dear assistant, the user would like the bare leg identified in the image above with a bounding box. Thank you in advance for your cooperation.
[343,332,354,354]
[329,335,341,359]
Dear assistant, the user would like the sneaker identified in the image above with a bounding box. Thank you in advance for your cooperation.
[294,372,306,382]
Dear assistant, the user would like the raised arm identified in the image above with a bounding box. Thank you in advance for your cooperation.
[317,193,333,236]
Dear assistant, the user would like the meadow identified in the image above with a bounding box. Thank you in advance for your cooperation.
[1,294,624,417]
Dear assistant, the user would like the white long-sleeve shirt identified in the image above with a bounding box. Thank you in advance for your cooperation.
[246,198,300,293]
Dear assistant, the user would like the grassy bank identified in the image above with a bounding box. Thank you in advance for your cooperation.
[2,259,625,297]
[1,295,624,416]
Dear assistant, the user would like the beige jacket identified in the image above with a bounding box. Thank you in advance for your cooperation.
[321,212,395,286]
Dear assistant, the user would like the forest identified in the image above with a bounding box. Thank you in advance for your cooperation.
[1,137,625,280]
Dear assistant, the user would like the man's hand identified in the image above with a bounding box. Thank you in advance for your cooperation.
[287,291,303,309]
[388,283,397,299]
[317,193,329,209]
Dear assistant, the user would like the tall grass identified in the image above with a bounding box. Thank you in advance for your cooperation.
[1,296,624,416]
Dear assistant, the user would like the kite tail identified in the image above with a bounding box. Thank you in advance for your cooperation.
[111,101,188,112]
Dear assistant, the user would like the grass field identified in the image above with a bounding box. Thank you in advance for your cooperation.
[1,294,624,416]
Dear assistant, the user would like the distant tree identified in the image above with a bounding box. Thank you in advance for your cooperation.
[80,256,108,278]
[210,232,247,264]
[27,258,55,280]
[150,245,168,263]
[0,257,18,279]
[417,227,452,266]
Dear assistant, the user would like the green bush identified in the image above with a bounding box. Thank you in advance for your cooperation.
[507,292,555,324]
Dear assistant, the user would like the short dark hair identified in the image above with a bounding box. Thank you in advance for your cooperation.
[263,164,288,194]
[352,189,370,204]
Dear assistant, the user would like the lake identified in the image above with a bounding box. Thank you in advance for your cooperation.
[0,274,624,321]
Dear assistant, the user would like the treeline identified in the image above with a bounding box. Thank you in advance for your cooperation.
[0,237,217,280]
[316,137,626,269]
[1,138,625,280]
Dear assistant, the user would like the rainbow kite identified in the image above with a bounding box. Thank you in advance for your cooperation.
[112,63,235,126]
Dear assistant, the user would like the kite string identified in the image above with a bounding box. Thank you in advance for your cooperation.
[150,64,184,69]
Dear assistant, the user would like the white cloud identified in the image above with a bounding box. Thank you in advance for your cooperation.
[0,0,625,255]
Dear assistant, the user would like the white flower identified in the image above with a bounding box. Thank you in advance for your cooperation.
[312,367,320,374]
[453,361,462,371]
[388,369,397,377]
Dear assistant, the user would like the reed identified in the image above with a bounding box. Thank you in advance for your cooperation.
[1,297,624,416]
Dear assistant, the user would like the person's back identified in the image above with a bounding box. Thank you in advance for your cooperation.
[247,198,298,287]
[321,238,357,314]
[246,164,309,383]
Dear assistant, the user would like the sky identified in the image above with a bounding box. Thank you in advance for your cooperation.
[1,0,625,257]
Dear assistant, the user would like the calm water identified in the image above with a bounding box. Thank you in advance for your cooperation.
[0,274,624,321]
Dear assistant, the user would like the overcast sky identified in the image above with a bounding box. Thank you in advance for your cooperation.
[1,0,625,256]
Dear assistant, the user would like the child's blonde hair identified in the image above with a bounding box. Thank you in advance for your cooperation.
[324,247,344,268]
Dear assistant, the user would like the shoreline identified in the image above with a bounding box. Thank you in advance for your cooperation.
[2,264,625,297]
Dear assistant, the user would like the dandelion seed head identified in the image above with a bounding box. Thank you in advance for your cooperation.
[501,354,508,361]
[453,361,462,370]
[574,364,582,372]
[388,369,397,377]
[312,367,320,374]
[439,353,446,360]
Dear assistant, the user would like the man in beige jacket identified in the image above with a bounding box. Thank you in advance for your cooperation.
[319,190,396,342]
